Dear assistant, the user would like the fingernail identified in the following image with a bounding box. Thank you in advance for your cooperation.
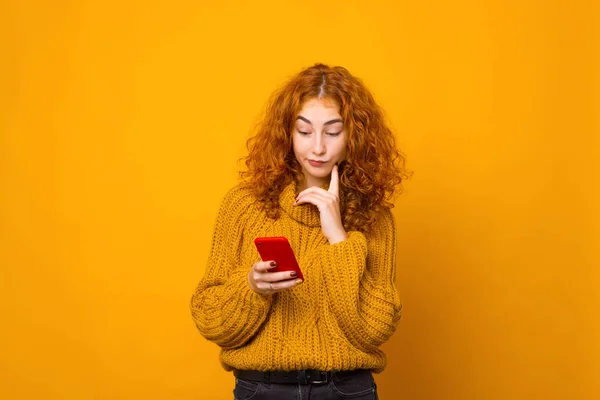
[290,271,297,278]
[295,279,303,284]
[270,261,276,267]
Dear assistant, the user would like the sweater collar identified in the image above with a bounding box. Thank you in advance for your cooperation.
[279,182,322,227]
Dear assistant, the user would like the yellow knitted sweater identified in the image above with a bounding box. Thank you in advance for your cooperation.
[190,182,402,373]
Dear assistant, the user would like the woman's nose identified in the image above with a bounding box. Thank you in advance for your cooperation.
[312,136,326,155]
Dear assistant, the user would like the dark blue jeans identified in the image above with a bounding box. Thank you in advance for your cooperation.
[233,370,378,400]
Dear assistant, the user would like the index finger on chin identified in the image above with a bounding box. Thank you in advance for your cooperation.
[328,164,339,195]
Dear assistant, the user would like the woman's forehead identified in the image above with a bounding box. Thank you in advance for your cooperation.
[298,98,341,116]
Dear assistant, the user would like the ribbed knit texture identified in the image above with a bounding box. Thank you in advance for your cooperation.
[190,182,402,373]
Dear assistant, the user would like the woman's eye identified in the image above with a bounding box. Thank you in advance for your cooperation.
[298,130,310,135]
[326,132,341,136]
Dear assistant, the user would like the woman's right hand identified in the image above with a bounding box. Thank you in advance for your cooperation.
[247,261,303,295]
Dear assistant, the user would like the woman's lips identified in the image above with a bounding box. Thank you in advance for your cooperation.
[308,160,326,167]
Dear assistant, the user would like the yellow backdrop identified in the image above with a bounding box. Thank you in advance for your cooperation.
[1,0,598,399]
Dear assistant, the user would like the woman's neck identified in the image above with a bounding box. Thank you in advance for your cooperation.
[297,175,329,191]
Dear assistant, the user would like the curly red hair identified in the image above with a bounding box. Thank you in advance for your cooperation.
[240,63,408,232]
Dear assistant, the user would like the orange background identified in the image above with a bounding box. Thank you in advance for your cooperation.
[1,1,598,399]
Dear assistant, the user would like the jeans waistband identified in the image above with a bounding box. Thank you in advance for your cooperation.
[233,369,369,385]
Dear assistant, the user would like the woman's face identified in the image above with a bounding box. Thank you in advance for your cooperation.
[292,98,347,189]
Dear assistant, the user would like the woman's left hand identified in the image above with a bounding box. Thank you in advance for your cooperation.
[294,164,348,245]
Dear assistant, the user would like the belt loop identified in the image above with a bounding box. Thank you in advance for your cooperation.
[298,370,307,385]
[263,371,270,383]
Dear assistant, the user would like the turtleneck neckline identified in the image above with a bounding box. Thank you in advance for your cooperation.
[279,182,322,227]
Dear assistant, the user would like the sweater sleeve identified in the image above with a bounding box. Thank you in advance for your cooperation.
[317,208,402,351]
[190,186,273,349]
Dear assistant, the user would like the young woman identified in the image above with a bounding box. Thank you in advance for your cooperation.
[190,63,407,399]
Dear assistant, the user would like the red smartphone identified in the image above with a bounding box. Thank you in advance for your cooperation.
[253,236,304,281]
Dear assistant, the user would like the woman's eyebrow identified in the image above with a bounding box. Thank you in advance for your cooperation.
[296,115,343,126]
